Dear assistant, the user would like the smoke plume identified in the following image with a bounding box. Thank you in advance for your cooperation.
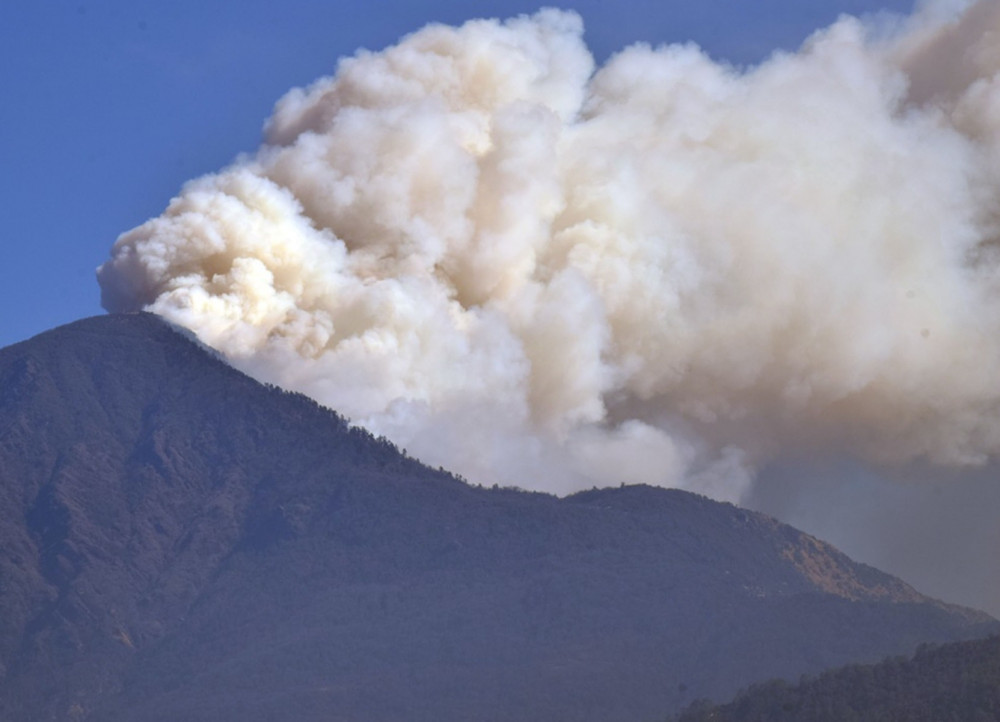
[99,2,1000,500]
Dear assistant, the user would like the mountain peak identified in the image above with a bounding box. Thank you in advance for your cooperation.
[0,314,995,721]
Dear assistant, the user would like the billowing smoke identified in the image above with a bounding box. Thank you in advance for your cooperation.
[98,1,1000,501]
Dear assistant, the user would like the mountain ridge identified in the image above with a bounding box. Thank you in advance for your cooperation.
[0,313,994,721]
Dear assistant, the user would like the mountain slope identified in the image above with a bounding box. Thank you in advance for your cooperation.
[672,634,1000,722]
[0,313,995,722]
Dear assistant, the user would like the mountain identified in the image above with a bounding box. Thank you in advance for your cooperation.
[0,313,995,722]
[671,634,1000,722]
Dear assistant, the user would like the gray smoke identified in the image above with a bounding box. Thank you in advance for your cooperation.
[98,2,1000,508]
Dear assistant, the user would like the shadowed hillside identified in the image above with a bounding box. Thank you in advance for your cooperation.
[672,635,1000,722]
[0,314,995,722]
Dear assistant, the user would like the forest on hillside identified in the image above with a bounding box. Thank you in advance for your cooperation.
[672,635,1000,722]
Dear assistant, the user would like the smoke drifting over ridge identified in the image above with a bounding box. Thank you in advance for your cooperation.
[99,1,1000,500]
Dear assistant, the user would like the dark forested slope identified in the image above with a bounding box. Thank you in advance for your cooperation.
[673,634,1000,722]
[0,314,995,722]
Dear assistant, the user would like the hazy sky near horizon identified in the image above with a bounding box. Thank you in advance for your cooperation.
[1,0,916,350]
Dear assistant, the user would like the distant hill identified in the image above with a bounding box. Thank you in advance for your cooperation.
[672,634,1000,722]
[0,313,995,722]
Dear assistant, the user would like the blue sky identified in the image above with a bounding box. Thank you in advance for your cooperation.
[9,1,1000,621]
[1,0,915,349]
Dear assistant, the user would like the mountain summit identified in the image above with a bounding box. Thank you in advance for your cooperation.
[0,314,994,722]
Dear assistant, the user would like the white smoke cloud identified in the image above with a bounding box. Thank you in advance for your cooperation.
[98,2,1000,501]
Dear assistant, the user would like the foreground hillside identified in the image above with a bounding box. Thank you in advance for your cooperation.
[673,634,1000,722]
[0,314,995,722]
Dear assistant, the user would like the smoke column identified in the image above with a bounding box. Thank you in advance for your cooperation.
[99,1,1000,501]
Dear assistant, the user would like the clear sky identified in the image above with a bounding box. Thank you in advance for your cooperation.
[1,0,915,350]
